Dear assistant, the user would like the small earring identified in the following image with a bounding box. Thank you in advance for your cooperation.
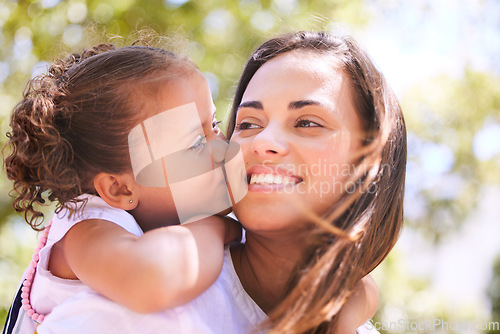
[129,199,133,204]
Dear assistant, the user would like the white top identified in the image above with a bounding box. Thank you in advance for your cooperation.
[37,248,379,334]
[3,195,143,334]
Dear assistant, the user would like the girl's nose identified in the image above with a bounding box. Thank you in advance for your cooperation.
[250,124,289,157]
[209,138,229,165]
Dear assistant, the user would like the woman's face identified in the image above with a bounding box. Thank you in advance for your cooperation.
[231,51,363,234]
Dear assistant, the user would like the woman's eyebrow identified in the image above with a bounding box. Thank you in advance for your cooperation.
[238,99,335,113]
[238,101,263,110]
[288,100,320,109]
[289,99,337,114]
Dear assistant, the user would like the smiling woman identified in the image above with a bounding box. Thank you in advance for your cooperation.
[231,50,363,232]
[227,31,407,333]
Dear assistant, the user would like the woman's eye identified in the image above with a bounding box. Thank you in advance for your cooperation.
[211,119,222,135]
[188,135,206,151]
[295,119,322,128]
[236,122,261,130]
[212,120,222,130]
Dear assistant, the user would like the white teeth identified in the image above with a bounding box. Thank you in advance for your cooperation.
[249,173,298,185]
[263,174,274,184]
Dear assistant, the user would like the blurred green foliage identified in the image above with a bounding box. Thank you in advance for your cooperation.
[402,70,500,242]
[1,0,500,332]
[487,256,500,333]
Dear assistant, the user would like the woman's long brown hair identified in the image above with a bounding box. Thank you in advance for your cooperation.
[227,31,407,333]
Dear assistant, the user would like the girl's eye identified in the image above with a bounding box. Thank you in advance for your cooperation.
[235,122,261,131]
[188,135,207,151]
[295,118,322,128]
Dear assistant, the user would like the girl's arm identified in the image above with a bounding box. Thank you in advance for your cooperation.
[335,275,379,333]
[56,216,241,313]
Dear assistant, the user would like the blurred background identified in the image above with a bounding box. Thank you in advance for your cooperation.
[0,0,499,332]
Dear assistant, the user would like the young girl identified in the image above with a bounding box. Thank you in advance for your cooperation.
[2,43,243,334]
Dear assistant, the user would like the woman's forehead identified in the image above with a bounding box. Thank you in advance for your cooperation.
[243,51,349,104]
[263,50,341,73]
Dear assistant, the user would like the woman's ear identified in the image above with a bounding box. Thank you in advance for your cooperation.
[93,172,138,210]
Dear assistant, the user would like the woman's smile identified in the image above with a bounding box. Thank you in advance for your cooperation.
[247,164,303,191]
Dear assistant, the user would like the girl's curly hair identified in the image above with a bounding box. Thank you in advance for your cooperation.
[3,42,196,230]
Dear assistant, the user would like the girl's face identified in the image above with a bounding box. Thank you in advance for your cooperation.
[129,71,232,230]
[231,51,363,234]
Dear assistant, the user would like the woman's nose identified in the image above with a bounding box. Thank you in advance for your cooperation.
[251,124,289,157]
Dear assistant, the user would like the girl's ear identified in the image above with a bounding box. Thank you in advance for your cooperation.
[93,172,138,210]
